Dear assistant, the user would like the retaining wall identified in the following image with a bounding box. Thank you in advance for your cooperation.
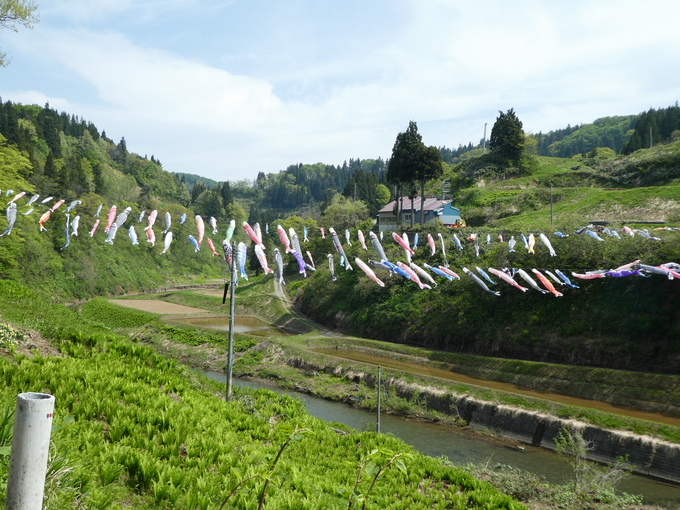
[288,357,680,484]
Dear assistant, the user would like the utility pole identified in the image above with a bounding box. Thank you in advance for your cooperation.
[441,180,450,200]
[482,123,487,153]
[376,366,382,434]
[226,240,236,401]
[550,182,553,226]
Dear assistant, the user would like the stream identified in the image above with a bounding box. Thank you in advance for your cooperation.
[205,371,680,508]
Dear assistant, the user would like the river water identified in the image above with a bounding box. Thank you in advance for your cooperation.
[313,348,680,427]
[174,316,278,336]
[204,371,680,508]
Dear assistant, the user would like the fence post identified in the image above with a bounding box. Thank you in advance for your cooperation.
[5,392,55,510]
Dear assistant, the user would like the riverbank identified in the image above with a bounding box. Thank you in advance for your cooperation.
[103,284,680,486]
[224,341,680,485]
[139,321,680,485]
[209,372,680,509]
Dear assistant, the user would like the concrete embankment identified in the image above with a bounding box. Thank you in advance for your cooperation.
[287,357,680,484]
[449,392,680,484]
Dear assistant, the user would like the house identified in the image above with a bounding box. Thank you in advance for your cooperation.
[376,197,462,231]
[439,202,465,227]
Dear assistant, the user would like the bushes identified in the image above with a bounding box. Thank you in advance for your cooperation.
[295,223,680,372]
[0,322,25,350]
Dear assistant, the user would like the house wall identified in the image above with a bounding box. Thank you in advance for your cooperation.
[378,201,461,231]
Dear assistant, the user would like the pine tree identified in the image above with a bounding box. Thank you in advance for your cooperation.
[191,181,206,204]
[43,151,57,180]
[92,162,104,194]
[415,145,443,225]
[387,121,421,226]
[39,106,62,158]
[388,121,442,225]
[489,108,525,166]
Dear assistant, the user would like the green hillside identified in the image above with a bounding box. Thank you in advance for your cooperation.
[0,103,530,508]
[1,98,679,508]
[451,139,680,228]
[0,280,526,509]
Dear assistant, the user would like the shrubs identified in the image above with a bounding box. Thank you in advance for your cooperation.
[554,427,634,498]
[0,279,526,508]
[0,345,525,508]
[296,223,680,373]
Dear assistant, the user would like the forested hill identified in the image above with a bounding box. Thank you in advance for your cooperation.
[0,99,186,205]
[4,98,679,225]
[0,100,239,299]
[0,99,251,223]
[0,98,392,221]
[441,103,680,162]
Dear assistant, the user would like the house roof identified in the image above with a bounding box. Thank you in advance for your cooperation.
[378,197,450,214]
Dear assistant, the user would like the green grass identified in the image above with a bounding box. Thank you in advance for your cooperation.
[449,144,680,229]
[488,185,680,230]
[0,280,525,509]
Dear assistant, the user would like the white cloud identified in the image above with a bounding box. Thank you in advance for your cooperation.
[1,0,679,181]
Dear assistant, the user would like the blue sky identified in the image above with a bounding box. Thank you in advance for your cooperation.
[1,0,678,183]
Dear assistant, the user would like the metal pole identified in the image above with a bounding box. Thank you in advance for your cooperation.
[376,366,381,434]
[5,392,55,510]
[226,240,236,402]
[550,183,553,226]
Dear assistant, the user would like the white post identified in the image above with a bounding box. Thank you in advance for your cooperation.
[5,392,55,510]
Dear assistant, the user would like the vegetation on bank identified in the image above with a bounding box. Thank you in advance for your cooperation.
[292,218,680,373]
[68,285,670,508]
[0,279,527,509]
[82,286,680,445]
[0,267,672,508]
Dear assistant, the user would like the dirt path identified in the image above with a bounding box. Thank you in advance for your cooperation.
[108,299,210,315]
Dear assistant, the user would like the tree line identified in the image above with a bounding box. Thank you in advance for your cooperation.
[531,104,680,158]
[4,98,678,229]
[621,103,680,154]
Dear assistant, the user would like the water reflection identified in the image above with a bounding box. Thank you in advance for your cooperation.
[204,371,680,508]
